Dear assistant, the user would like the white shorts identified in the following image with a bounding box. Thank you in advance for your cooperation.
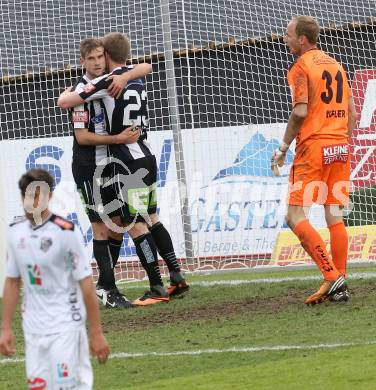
[25,326,93,390]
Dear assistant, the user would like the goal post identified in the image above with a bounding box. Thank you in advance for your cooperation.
[0,2,375,282]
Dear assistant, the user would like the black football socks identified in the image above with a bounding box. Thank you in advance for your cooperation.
[133,233,164,287]
[93,239,116,290]
[108,237,123,268]
[150,222,181,273]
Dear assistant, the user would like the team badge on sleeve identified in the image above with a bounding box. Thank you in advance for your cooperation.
[83,83,96,93]
[72,111,89,123]
[52,216,74,230]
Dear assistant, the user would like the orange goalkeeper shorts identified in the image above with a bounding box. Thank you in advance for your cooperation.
[287,139,350,206]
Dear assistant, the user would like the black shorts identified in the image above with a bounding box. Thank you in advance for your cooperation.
[72,163,121,223]
[113,155,158,224]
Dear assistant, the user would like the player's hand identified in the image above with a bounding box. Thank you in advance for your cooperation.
[271,149,287,176]
[116,124,141,145]
[106,74,129,99]
[272,149,287,167]
[90,331,110,364]
[271,149,286,176]
[271,142,289,176]
[0,328,16,357]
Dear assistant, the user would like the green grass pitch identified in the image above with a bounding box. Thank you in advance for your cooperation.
[1,266,376,389]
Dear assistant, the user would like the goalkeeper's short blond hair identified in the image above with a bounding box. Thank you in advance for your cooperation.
[102,32,131,64]
[293,16,320,44]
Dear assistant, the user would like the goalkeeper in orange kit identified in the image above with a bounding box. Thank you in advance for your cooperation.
[271,16,357,305]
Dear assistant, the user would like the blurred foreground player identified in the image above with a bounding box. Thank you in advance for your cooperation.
[0,169,109,389]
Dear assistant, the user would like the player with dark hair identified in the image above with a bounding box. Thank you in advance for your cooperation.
[58,33,189,305]
[271,16,357,305]
[0,169,109,389]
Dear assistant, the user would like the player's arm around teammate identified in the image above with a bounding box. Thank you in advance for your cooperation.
[59,33,189,305]
[106,63,152,98]
[58,38,148,309]
[57,62,152,109]
[74,123,140,146]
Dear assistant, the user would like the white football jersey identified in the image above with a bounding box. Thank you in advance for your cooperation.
[6,214,92,335]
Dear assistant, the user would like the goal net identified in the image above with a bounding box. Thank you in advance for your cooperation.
[0,0,375,286]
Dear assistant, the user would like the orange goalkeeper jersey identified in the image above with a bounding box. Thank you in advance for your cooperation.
[287,48,352,147]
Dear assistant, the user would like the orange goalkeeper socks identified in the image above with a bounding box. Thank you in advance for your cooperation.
[293,219,340,281]
[328,221,348,278]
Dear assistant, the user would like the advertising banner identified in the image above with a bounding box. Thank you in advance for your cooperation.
[272,225,376,266]
[0,65,375,265]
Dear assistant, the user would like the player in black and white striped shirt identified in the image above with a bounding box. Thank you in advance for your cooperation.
[59,33,189,305]
[71,65,152,162]
[65,38,150,308]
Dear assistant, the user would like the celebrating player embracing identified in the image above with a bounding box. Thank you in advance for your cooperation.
[58,33,189,305]
[64,37,154,308]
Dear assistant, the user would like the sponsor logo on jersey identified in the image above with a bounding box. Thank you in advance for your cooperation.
[27,377,47,390]
[69,288,82,322]
[27,264,42,285]
[12,215,26,224]
[72,111,89,123]
[40,237,52,252]
[57,363,69,378]
[322,143,349,165]
[17,237,26,249]
[91,110,105,125]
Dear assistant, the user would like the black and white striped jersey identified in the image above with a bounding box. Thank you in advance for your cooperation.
[70,75,110,169]
[77,66,153,162]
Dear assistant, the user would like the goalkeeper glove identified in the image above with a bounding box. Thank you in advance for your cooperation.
[271,141,290,176]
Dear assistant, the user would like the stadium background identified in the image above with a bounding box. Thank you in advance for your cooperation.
[0,1,375,280]
[1,2,376,389]
[1,4,375,137]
